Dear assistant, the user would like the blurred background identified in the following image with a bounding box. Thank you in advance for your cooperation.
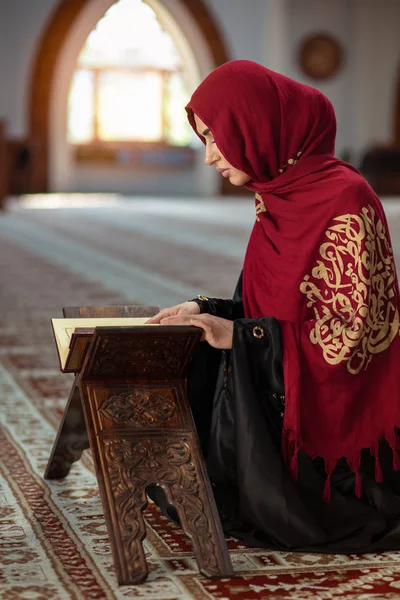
[1,0,400,201]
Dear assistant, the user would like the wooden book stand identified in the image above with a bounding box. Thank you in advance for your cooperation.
[45,305,233,585]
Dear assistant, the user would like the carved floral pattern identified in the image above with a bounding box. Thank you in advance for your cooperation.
[104,438,222,577]
[99,390,177,427]
[91,337,188,377]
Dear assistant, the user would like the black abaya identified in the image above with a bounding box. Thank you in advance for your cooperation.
[187,277,400,553]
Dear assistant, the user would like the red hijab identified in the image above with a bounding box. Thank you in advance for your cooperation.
[186,60,400,499]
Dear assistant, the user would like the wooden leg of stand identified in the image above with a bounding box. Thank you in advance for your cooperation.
[100,435,233,584]
[163,433,234,578]
[44,378,89,479]
[101,440,149,585]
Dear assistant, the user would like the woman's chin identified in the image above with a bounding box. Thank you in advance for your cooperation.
[228,174,252,187]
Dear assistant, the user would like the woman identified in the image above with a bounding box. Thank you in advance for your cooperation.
[148,60,400,552]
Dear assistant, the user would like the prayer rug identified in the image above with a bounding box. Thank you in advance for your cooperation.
[2,203,400,599]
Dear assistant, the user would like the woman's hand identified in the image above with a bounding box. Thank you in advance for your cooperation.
[159,313,234,350]
[146,301,200,324]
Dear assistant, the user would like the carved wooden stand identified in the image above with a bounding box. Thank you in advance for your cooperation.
[45,306,233,585]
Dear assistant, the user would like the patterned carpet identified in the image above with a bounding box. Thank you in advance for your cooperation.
[2,195,400,599]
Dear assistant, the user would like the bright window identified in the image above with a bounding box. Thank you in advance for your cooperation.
[68,0,192,146]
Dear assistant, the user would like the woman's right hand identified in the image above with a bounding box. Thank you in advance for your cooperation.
[145,301,201,324]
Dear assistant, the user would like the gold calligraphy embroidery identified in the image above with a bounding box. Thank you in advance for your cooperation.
[300,205,399,374]
[279,151,302,174]
[255,192,266,221]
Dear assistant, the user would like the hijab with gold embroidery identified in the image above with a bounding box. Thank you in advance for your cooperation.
[186,60,400,500]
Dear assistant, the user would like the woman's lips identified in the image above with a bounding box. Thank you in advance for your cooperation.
[218,168,230,178]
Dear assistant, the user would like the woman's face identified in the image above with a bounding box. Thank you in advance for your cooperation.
[194,114,251,187]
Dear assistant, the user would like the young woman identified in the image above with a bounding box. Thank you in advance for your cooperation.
[148,60,400,552]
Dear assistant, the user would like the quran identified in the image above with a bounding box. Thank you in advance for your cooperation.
[51,317,155,373]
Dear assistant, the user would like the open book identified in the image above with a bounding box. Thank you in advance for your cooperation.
[51,317,155,373]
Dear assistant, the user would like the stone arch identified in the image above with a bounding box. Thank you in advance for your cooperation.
[28,0,230,192]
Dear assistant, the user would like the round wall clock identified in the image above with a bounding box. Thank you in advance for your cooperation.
[298,34,344,80]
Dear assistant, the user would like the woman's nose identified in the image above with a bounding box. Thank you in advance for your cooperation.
[205,144,217,166]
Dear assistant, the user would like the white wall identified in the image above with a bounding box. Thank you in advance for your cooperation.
[286,0,400,162]
[0,0,56,137]
[203,0,269,63]
[286,0,354,158]
[204,0,400,163]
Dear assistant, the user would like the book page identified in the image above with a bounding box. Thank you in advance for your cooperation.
[51,317,152,370]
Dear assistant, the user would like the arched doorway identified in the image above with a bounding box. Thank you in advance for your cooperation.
[28,0,230,194]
